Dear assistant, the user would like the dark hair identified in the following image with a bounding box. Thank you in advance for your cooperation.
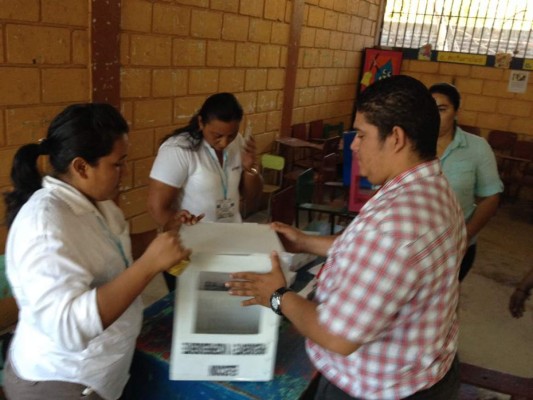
[164,92,243,150]
[428,82,461,111]
[356,75,440,160]
[4,103,128,227]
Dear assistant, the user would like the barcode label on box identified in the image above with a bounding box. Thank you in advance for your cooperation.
[182,343,267,355]
[209,365,238,376]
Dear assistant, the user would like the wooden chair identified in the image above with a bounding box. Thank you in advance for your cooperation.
[459,124,481,136]
[488,130,518,155]
[308,119,324,141]
[294,136,341,171]
[499,140,533,200]
[291,122,308,140]
[488,130,519,176]
[290,123,309,163]
[294,168,347,234]
[460,362,533,400]
[315,153,344,204]
[323,122,344,139]
[269,185,296,225]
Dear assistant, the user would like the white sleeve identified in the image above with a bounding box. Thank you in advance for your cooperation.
[149,141,191,188]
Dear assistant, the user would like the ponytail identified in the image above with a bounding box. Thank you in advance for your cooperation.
[3,103,128,227]
[4,143,43,227]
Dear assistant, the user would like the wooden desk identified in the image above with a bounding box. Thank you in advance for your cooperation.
[126,292,317,400]
[275,137,323,172]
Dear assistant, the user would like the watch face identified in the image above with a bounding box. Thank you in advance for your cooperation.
[271,293,280,310]
[270,292,282,315]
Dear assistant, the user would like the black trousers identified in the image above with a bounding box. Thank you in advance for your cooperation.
[458,244,477,282]
[313,355,460,400]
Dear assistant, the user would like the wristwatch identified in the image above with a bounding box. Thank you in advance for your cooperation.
[270,287,292,316]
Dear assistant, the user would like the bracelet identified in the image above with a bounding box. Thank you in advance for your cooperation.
[244,166,259,176]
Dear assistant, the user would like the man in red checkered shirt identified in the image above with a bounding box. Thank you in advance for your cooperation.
[227,75,467,399]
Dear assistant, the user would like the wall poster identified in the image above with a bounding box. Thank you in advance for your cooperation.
[359,48,403,92]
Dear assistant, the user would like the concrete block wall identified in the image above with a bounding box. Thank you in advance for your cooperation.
[3,0,530,251]
[119,0,293,233]
[293,0,380,129]
[402,60,533,139]
[0,0,91,251]
[119,0,383,233]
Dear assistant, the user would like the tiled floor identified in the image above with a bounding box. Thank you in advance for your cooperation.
[142,192,533,399]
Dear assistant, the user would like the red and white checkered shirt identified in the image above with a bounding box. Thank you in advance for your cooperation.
[307,159,467,399]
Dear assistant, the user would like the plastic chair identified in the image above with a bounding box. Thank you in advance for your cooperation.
[261,154,286,216]
[261,154,285,195]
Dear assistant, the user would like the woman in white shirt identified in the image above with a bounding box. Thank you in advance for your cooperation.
[3,103,192,400]
[148,93,263,291]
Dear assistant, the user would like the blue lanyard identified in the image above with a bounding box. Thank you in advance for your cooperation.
[205,146,229,199]
[96,217,130,268]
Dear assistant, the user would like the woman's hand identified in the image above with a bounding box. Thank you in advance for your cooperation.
[163,210,204,231]
[225,251,287,308]
[140,230,191,274]
[241,134,257,172]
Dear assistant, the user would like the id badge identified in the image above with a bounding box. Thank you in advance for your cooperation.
[216,198,236,221]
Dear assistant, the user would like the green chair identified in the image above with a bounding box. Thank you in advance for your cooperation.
[261,154,285,195]
[261,154,286,216]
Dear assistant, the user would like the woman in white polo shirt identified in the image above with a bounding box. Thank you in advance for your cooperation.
[148,93,263,290]
[3,103,192,400]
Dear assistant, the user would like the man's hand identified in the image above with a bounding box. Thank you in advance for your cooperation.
[225,251,287,308]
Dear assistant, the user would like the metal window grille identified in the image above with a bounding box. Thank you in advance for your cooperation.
[380,0,533,58]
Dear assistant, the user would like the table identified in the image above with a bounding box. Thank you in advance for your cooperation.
[126,291,317,400]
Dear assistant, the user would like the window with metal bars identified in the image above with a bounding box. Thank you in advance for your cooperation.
[380,0,533,59]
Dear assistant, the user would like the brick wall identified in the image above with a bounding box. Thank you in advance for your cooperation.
[0,0,90,251]
[401,60,533,140]
[4,1,530,252]
[293,0,379,129]
[119,0,383,233]
[119,0,293,233]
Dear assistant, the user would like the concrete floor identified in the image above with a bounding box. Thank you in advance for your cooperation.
[141,192,533,399]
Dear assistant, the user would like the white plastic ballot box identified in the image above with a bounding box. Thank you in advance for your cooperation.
[169,222,289,381]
